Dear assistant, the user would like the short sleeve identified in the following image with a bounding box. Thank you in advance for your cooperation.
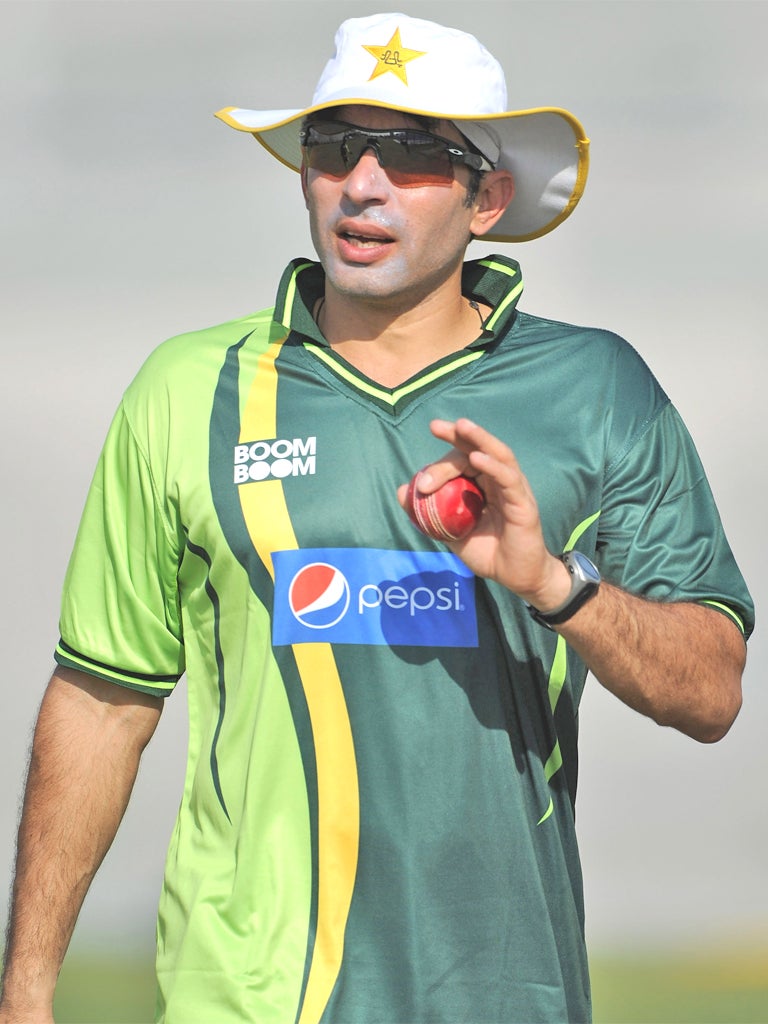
[596,402,754,638]
[55,401,185,695]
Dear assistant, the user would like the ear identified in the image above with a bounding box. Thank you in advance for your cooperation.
[469,170,515,238]
[300,162,309,208]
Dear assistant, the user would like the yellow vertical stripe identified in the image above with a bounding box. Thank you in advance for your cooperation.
[563,510,601,553]
[538,510,601,825]
[294,644,360,1024]
[239,341,289,576]
[547,636,568,715]
[237,339,360,1024]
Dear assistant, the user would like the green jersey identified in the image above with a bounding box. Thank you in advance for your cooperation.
[55,255,753,1024]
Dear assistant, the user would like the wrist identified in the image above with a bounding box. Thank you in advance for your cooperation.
[0,993,56,1023]
[527,550,601,629]
[0,963,58,1017]
[525,555,573,614]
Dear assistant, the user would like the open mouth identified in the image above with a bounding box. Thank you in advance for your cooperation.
[340,231,393,249]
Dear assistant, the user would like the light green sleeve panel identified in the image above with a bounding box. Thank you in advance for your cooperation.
[597,401,754,638]
[55,401,185,695]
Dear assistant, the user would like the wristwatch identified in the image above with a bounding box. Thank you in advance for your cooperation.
[528,550,601,629]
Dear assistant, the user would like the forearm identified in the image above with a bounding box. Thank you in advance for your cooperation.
[0,670,161,1019]
[556,583,745,742]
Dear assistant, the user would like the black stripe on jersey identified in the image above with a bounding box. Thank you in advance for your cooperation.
[186,539,231,823]
[55,639,181,684]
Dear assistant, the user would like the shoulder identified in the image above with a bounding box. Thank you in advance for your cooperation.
[111,306,280,453]
[508,310,671,465]
[119,307,281,413]
[513,309,667,396]
[134,307,278,386]
[515,309,650,360]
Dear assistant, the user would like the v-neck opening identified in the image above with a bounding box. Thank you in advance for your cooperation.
[301,339,491,415]
[272,254,525,416]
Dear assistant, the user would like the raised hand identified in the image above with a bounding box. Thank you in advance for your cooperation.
[398,417,571,611]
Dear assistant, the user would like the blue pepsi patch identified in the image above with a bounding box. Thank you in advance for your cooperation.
[272,548,478,647]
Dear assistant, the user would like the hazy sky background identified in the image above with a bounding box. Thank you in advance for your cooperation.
[1,0,765,962]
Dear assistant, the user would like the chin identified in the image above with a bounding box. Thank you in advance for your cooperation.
[324,260,410,300]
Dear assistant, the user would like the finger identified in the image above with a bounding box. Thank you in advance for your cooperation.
[429,418,463,448]
[432,418,525,493]
[430,417,517,466]
[466,447,539,527]
[417,419,523,496]
[413,450,471,494]
[449,418,521,469]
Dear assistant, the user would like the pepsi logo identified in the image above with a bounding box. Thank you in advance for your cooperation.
[272,548,479,648]
[288,562,350,629]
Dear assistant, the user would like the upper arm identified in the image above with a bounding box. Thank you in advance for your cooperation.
[598,403,754,640]
[55,400,186,696]
[40,667,163,754]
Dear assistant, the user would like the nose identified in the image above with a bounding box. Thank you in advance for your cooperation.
[342,145,390,204]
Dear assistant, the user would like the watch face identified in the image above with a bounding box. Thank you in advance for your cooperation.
[569,551,601,585]
[528,550,601,628]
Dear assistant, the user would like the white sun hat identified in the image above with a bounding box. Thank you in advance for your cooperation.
[215,12,589,243]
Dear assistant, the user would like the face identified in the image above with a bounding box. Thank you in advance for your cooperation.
[302,105,485,311]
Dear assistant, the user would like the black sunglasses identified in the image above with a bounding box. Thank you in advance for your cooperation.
[299,121,494,188]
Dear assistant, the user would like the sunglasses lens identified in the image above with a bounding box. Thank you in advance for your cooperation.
[302,125,456,187]
[377,137,454,187]
[303,141,348,179]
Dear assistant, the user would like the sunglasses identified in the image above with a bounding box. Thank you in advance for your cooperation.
[299,121,494,188]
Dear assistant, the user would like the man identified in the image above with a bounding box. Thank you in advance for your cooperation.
[0,12,753,1024]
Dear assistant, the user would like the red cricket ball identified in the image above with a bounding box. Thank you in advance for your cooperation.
[405,473,486,541]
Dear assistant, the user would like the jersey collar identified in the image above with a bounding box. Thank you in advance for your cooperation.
[272,254,524,346]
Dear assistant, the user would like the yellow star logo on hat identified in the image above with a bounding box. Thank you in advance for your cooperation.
[363,27,425,86]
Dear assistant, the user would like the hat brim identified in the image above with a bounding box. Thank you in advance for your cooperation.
[215,99,589,243]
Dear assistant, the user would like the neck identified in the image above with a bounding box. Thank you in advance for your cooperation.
[316,279,487,387]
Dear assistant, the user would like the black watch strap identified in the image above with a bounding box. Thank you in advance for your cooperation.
[527,550,601,630]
